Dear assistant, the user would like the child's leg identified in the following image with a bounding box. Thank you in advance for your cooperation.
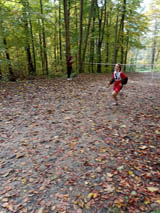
[112,91,118,105]
[119,91,123,97]
[67,67,72,79]
[119,85,123,97]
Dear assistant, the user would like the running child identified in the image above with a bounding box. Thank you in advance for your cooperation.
[107,63,128,105]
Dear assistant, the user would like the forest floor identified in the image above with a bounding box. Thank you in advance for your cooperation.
[0,72,160,213]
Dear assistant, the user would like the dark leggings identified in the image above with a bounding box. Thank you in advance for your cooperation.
[67,66,72,78]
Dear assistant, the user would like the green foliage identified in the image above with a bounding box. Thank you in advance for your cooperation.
[0,0,151,79]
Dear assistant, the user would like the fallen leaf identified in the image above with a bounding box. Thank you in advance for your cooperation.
[21,178,27,184]
[139,146,147,150]
[144,197,150,205]
[85,203,90,209]
[117,165,124,171]
[153,196,160,204]
[106,173,113,177]
[114,199,124,208]
[2,202,14,211]
[38,207,45,213]
[128,170,134,176]
[88,192,98,199]
[147,187,159,192]
[77,199,84,208]
[16,153,25,159]
[104,185,115,193]
[51,206,56,210]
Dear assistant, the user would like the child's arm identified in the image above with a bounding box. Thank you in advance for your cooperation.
[107,75,115,88]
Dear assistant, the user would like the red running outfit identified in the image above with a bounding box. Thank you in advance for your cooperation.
[112,71,127,93]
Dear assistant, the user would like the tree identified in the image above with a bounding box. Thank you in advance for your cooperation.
[0,0,150,78]
[79,0,83,73]
[82,0,95,70]
[40,0,49,75]
[0,5,15,80]
[21,0,35,75]
[97,0,107,73]
[63,0,71,62]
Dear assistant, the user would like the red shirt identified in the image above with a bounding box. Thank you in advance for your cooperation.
[67,58,72,67]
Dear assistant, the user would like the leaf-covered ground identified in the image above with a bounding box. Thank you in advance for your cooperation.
[0,73,160,213]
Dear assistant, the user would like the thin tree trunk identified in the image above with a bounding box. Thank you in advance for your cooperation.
[90,7,96,73]
[120,0,126,64]
[24,21,34,74]
[97,0,107,73]
[0,54,2,79]
[79,0,83,73]
[105,12,109,64]
[25,0,36,74]
[82,0,95,68]
[156,50,160,62]
[59,0,62,61]
[75,4,78,71]
[97,5,102,73]
[0,66,2,79]
[40,0,49,75]
[29,19,36,74]
[22,0,34,74]
[54,31,57,61]
[54,11,57,63]
[151,19,158,70]
[63,0,71,64]
[113,11,119,65]
[26,44,34,74]
[124,31,129,71]
[38,19,45,74]
[3,38,15,80]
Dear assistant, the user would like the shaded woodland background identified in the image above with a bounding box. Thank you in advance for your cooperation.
[0,0,160,81]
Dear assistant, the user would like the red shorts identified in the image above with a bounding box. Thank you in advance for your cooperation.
[113,83,122,93]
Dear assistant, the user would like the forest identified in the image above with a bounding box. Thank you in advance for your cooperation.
[1,1,160,212]
[0,0,160,80]
[1,0,160,81]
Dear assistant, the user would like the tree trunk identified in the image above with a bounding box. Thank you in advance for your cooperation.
[113,11,119,65]
[26,43,34,75]
[0,66,2,79]
[120,0,126,64]
[75,4,78,71]
[38,19,45,74]
[24,21,34,74]
[63,0,71,67]
[156,50,160,62]
[3,38,15,80]
[90,6,96,73]
[29,19,36,74]
[79,0,83,73]
[82,0,95,68]
[105,12,109,64]
[40,0,49,75]
[59,0,62,61]
[97,0,107,73]
[54,11,58,64]
[26,0,36,74]
[0,54,2,79]
[22,0,34,75]
[124,31,129,71]
[151,19,158,70]
[97,6,102,73]
[54,31,57,61]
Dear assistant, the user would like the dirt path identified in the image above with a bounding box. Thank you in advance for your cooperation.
[0,73,160,213]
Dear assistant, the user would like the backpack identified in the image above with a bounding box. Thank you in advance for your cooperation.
[122,77,128,85]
